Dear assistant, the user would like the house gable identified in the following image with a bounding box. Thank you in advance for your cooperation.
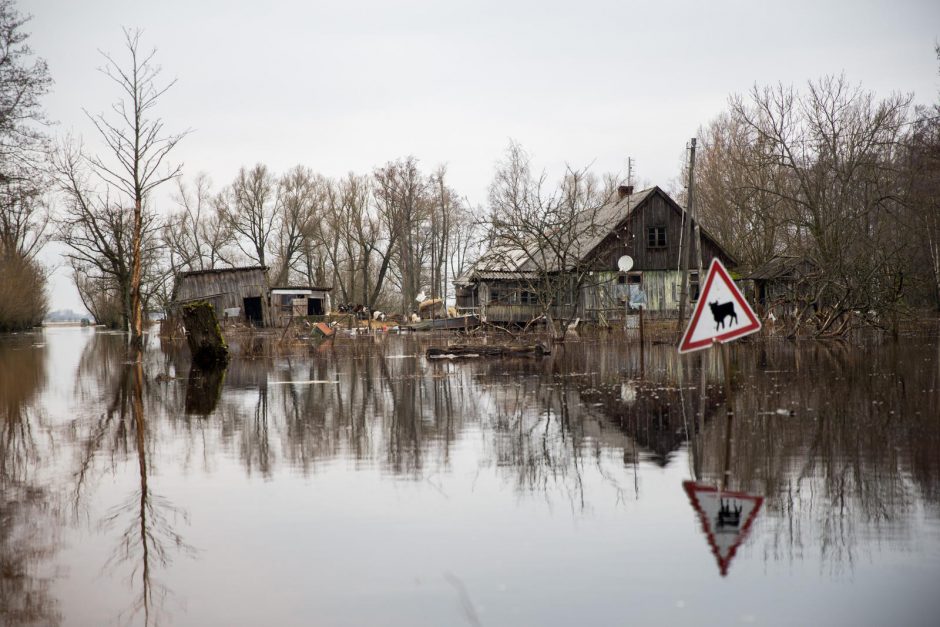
[586,187,735,272]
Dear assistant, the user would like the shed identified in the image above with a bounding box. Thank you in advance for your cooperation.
[172,266,272,327]
[269,286,333,326]
[746,255,818,317]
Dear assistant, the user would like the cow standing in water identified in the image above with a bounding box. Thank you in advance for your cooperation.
[709,301,738,330]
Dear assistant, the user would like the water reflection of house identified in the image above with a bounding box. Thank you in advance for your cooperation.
[172,266,272,327]
[269,286,332,327]
[455,186,736,323]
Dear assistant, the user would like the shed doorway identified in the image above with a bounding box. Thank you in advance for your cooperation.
[307,298,324,315]
[243,297,263,326]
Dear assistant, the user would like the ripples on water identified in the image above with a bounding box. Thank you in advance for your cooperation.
[1,327,939,626]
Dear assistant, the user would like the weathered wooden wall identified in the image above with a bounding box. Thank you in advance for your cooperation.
[590,190,733,272]
[173,267,271,326]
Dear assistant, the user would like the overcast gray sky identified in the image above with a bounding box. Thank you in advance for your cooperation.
[26,0,940,312]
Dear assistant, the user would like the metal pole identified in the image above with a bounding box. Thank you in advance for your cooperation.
[639,307,645,377]
[677,139,697,335]
[719,340,734,491]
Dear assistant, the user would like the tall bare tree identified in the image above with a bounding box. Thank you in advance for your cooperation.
[374,157,429,312]
[82,29,186,346]
[54,141,169,330]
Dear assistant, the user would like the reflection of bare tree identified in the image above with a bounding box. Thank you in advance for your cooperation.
[156,333,940,577]
[0,336,61,626]
[69,338,193,626]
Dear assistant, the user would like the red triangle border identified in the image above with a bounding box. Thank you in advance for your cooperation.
[678,258,761,354]
[682,481,764,577]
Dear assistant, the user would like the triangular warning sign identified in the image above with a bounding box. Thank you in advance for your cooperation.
[679,258,761,354]
[682,481,763,577]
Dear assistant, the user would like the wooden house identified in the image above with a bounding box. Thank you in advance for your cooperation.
[269,286,333,326]
[172,266,272,327]
[746,255,818,317]
[455,186,736,323]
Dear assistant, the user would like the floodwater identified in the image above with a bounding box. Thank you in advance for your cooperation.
[2,327,939,627]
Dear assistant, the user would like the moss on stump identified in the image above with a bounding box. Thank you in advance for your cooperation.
[181,301,229,367]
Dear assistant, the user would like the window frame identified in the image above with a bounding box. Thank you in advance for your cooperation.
[647,225,667,249]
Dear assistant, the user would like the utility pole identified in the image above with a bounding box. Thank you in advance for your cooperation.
[676,138,697,335]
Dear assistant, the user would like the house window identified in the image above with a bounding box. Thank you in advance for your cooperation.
[618,273,642,285]
[647,226,666,249]
[520,290,538,305]
[489,289,501,304]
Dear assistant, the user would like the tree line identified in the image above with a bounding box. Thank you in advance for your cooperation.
[158,159,481,321]
[693,67,940,333]
[2,0,939,336]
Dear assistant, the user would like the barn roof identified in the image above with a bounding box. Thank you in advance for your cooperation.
[270,285,333,292]
[178,265,267,279]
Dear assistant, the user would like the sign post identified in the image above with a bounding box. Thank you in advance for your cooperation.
[678,264,764,574]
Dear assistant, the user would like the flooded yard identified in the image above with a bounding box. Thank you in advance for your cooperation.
[2,327,939,626]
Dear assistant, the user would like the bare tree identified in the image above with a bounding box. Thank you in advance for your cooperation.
[485,142,610,339]
[447,202,483,293]
[701,75,915,334]
[163,173,233,273]
[695,111,789,269]
[0,0,52,331]
[81,28,186,346]
[374,157,429,313]
[272,165,319,285]
[54,141,169,330]
[219,164,279,269]
[0,0,51,174]
[901,47,940,309]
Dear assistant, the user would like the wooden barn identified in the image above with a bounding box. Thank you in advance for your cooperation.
[455,186,736,324]
[745,255,818,317]
[269,286,333,327]
[172,266,272,327]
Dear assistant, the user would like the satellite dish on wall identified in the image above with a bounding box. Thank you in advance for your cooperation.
[416,291,427,303]
[617,255,634,272]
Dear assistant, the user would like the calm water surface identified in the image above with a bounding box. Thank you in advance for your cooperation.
[2,327,939,626]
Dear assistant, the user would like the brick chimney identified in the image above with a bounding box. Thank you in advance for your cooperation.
[617,185,634,199]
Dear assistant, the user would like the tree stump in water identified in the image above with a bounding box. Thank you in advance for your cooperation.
[181,301,229,367]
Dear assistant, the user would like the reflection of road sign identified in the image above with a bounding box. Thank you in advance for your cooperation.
[679,258,760,353]
[682,481,763,576]
[617,255,634,272]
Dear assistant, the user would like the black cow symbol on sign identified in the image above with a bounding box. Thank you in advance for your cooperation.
[709,300,737,331]
[717,498,743,529]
